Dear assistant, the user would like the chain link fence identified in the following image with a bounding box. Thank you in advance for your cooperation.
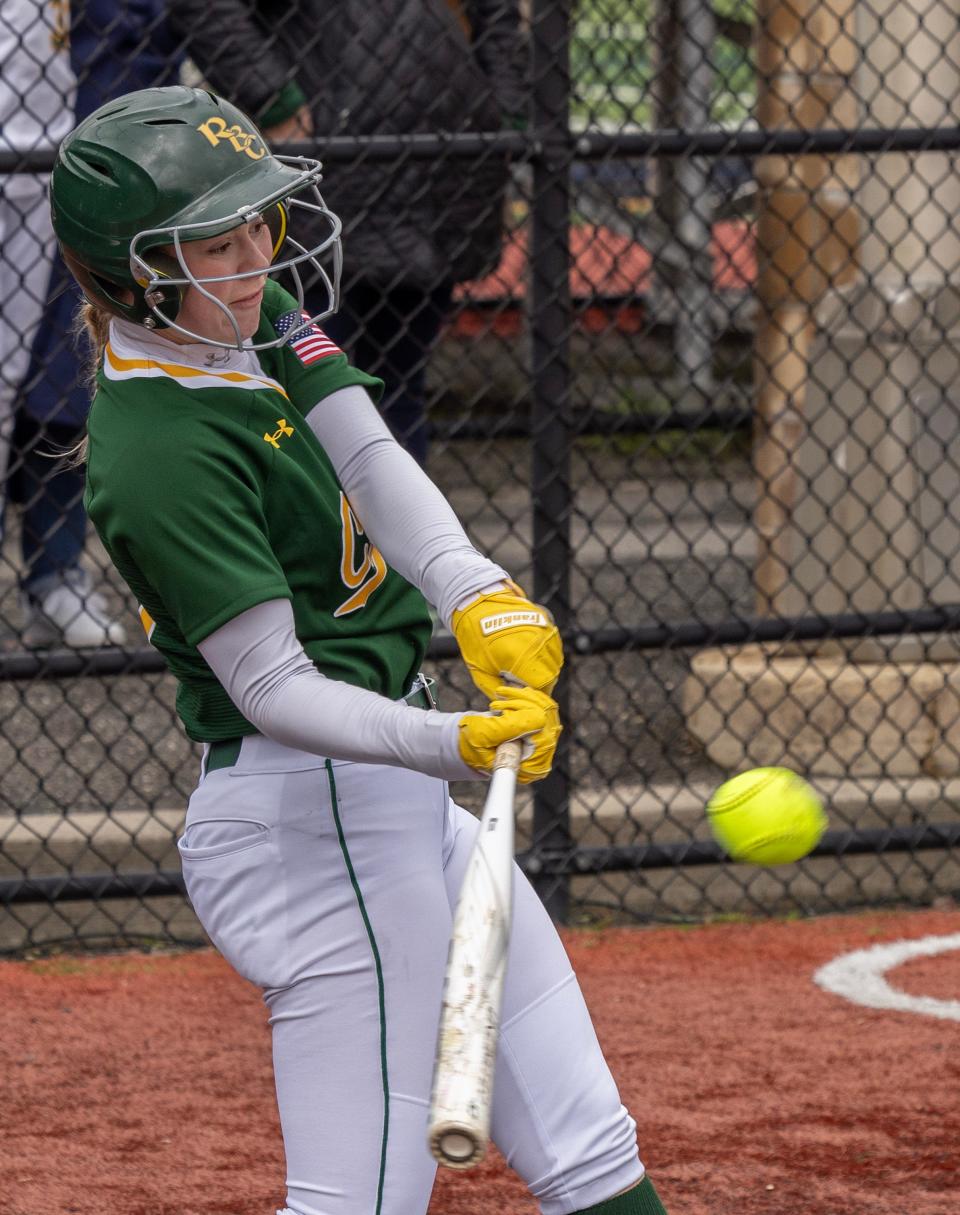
[2,0,960,953]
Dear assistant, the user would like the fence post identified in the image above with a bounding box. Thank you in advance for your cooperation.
[752,0,861,614]
[529,0,573,921]
[652,0,717,408]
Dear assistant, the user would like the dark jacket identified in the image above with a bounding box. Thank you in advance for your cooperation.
[169,0,525,285]
[73,0,184,115]
[22,0,183,426]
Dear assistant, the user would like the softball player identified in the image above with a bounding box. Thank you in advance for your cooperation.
[50,87,670,1215]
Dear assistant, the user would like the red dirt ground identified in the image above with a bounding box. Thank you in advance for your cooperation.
[2,905,958,1215]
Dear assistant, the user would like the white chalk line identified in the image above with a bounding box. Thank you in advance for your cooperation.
[813,932,960,1022]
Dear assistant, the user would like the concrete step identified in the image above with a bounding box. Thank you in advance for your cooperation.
[4,772,959,949]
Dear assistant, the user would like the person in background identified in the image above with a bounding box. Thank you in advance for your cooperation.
[0,0,77,647]
[169,0,525,466]
[5,0,182,648]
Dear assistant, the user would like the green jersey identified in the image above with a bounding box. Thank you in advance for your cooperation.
[84,281,433,742]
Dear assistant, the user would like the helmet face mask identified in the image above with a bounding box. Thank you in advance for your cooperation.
[51,87,344,350]
[129,159,343,349]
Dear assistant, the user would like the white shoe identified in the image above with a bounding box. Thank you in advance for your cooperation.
[22,569,128,648]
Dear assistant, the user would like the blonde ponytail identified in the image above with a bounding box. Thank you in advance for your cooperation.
[64,300,113,465]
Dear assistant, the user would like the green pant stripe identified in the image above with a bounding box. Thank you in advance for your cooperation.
[326,761,389,1214]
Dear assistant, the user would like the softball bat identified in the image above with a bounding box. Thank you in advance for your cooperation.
[427,738,522,1169]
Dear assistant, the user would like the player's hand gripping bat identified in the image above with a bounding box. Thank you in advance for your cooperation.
[428,738,522,1169]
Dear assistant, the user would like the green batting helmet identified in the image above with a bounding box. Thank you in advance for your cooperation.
[50,86,341,347]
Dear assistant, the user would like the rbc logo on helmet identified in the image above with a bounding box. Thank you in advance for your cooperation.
[196,117,266,160]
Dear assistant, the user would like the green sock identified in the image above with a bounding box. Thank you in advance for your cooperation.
[575,1175,669,1215]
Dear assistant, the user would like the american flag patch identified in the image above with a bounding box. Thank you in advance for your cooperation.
[275,310,342,366]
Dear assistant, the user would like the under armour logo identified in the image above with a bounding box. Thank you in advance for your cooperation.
[264,419,294,448]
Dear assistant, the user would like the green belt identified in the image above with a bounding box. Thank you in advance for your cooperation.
[205,676,438,774]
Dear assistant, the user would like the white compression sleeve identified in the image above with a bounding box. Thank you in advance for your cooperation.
[197,599,477,780]
[304,384,509,625]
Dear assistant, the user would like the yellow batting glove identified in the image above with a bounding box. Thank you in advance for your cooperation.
[458,685,562,784]
[452,582,564,702]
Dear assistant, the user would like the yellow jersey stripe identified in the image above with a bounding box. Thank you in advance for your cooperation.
[104,344,290,399]
[138,604,156,641]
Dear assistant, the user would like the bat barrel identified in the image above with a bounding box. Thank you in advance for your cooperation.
[428,734,520,1172]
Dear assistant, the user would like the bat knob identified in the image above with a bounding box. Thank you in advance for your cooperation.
[430,1125,485,1169]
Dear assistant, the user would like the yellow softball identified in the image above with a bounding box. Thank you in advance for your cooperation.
[706,767,827,865]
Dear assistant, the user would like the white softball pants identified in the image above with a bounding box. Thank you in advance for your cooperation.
[179,736,644,1215]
